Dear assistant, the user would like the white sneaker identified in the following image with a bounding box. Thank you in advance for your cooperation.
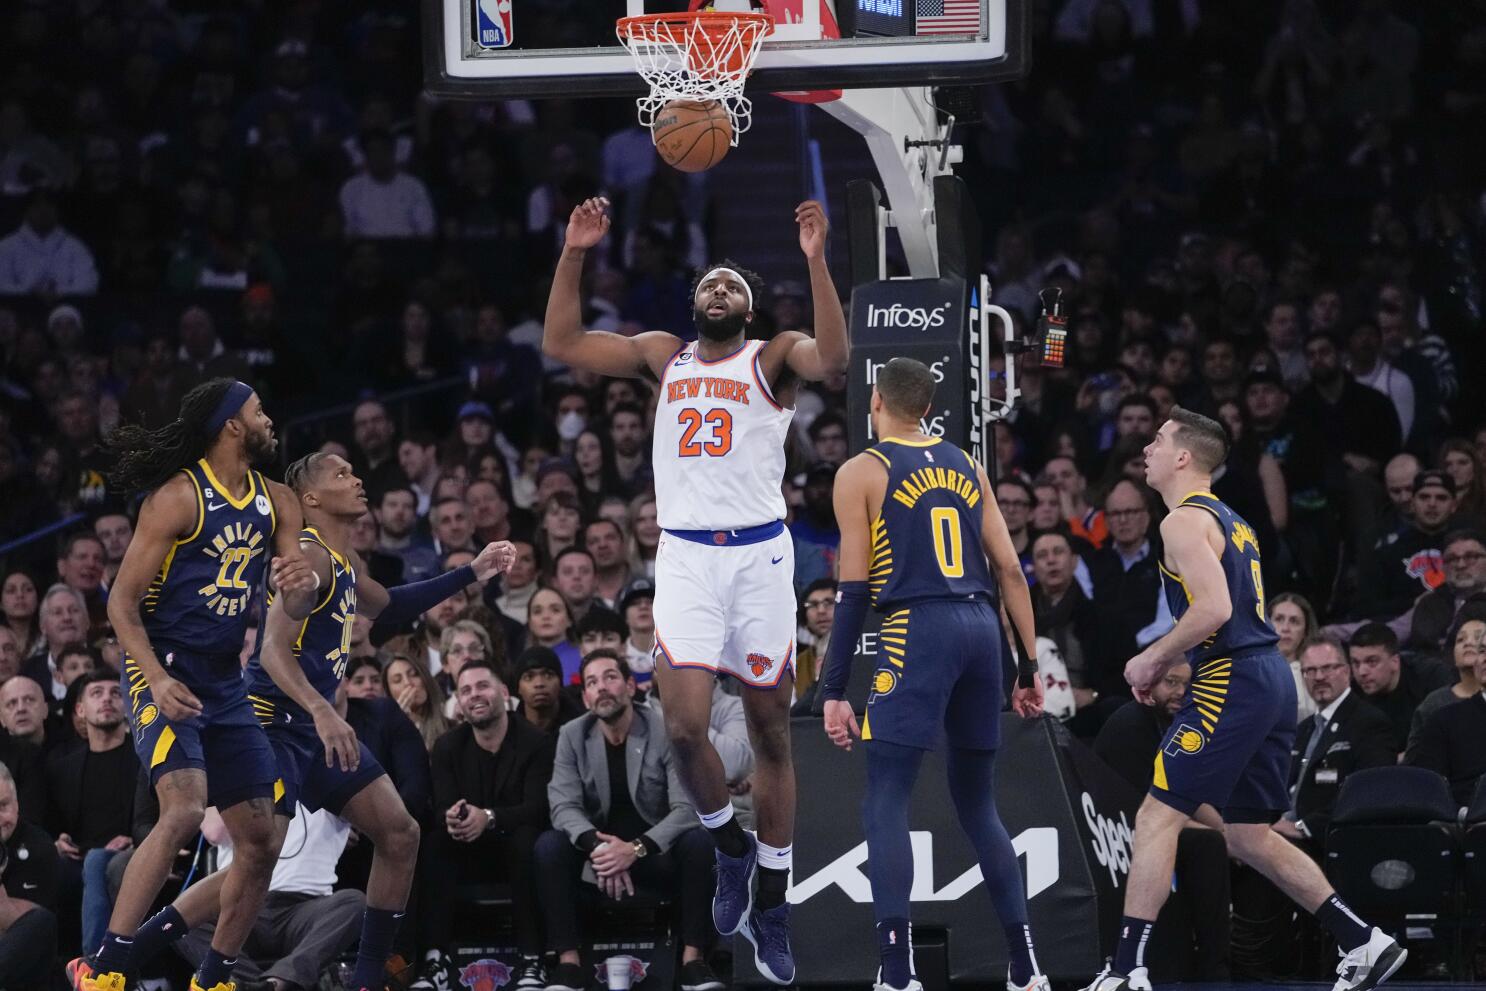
[1079,962,1151,991]
[1333,927,1407,991]
[1007,973,1052,991]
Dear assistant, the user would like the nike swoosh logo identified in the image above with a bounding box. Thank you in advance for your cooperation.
[207,502,228,511]
[771,555,783,564]
[21,882,37,889]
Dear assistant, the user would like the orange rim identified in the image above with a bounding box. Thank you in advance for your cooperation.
[618,11,773,79]
[615,11,774,44]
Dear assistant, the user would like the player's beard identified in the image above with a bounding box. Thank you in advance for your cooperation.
[695,307,747,342]
[244,425,278,463]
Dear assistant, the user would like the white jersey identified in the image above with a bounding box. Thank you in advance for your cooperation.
[652,339,793,531]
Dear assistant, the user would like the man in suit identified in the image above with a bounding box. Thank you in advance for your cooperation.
[415,659,556,991]
[1273,636,1395,847]
[535,650,720,991]
[1087,480,1166,703]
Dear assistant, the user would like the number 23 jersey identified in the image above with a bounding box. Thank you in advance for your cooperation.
[652,340,793,531]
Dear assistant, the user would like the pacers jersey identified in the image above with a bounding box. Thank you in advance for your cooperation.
[143,460,277,655]
[1159,491,1279,666]
[245,527,358,720]
[652,340,792,531]
[864,437,997,612]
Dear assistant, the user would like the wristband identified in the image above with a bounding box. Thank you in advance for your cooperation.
[815,581,869,707]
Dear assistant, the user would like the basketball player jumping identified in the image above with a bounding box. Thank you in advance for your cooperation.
[72,378,317,991]
[819,358,1048,991]
[544,196,848,983]
[1081,408,1404,991]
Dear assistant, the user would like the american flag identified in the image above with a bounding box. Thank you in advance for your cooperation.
[916,0,982,35]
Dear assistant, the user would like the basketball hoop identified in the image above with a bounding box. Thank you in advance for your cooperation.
[616,12,773,143]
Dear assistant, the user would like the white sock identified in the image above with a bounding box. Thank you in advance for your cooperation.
[756,840,793,871]
[697,803,735,829]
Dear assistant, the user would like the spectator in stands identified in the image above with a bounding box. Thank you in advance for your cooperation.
[348,510,405,590]
[468,479,517,548]
[385,654,451,753]
[808,412,848,467]
[346,656,386,701]
[0,627,18,684]
[437,620,495,699]
[1031,532,1098,714]
[1,571,39,661]
[418,659,556,990]
[1093,660,1192,791]
[44,671,135,952]
[496,540,540,626]
[1270,593,1321,723]
[120,331,191,431]
[1358,470,1457,618]
[527,588,581,684]
[536,492,583,567]
[1347,319,1416,444]
[574,607,628,664]
[793,578,837,703]
[552,547,602,621]
[535,650,718,991]
[21,583,88,702]
[181,807,365,991]
[994,479,1037,584]
[627,494,661,579]
[513,647,582,736]
[1408,628,1486,806]
[1403,529,1486,650]
[351,399,406,499]
[1347,622,1454,755]
[0,676,47,754]
[56,532,107,634]
[1274,636,1395,845]
[340,129,436,238]
[1263,301,1308,390]
[0,190,99,298]
[92,512,133,586]
[618,576,659,686]
[429,497,477,559]
[1438,439,1486,522]
[177,306,251,387]
[376,486,439,583]
[573,429,623,515]
[1,763,59,988]
[609,403,650,492]
[1405,608,1486,761]
[792,462,841,591]
[1380,453,1422,537]
[1043,456,1105,548]
[1088,480,1164,699]
[585,519,631,606]
[398,433,442,517]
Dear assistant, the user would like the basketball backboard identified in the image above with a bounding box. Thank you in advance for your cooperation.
[423,0,1027,99]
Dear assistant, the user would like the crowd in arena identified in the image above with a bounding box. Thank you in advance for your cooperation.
[3,0,1486,987]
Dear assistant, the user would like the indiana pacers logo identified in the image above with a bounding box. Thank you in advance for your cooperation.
[868,668,898,704]
[1163,723,1205,757]
[137,704,159,729]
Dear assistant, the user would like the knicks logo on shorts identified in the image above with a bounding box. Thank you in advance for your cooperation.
[747,653,774,678]
[1164,724,1206,757]
[868,668,898,703]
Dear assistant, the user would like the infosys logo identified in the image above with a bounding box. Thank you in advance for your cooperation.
[866,302,952,330]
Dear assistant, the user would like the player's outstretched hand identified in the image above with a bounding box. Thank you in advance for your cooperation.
[472,540,518,581]
[271,554,317,595]
[566,197,611,251]
[154,674,204,722]
[796,200,828,260]
[1011,675,1044,719]
[312,703,360,772]
[822,699,860,751]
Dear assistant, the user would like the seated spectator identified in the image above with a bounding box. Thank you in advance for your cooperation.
[2,762,59,988]
[1347,622,1454,755]
[384,654,451,752]
[1,675,49,753]
[1406,608,1486,761]
[496,540,540,626]
[1269,593,1321,724]
[0,189,99,297]
[375,486,440,584]
[1357,470,1456,619]
[43,671,136,954]
[1408,634,1486,806]
[793,578,837,703]
[345,656,386,701]
[585,518,632,606]
[1093,661,1192,792]
[339,130,436,238]
[993,479,1037,585]
[1087,480,1165,700]
[619,579,657,689]
[1030,532,1099,713]
[344,680,433,826]
[1042,456,1106,549]
[790,463,840,590]
[181,806,366,991]
[3,571,41,661]
[513,647,583,735]
[55,531,108,635]
[20,583,90,702]
[349,510,406,590]
[627,495,661,579]
[1273,636,1395,845]
[92,511,132,587]
[553,547,603,620]
[535,650,718,991]
[417,660,555,991]
[436,618,495,699]
[1403,529,1486,651]
[527,588,581,684]
[574,606,628,666]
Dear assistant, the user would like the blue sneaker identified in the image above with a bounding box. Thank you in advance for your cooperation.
[741,903,795,985]
[712,832,757,936]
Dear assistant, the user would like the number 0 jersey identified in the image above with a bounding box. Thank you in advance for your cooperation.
[245,527,358,720]
[652,340,793,531]
[1159,491,1279,666]
[143,460,277,655]
[865,437,997,612]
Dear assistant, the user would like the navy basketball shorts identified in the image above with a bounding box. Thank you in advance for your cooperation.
[1151,649,1298,823]
[861,598,1004,752]
[249,695,384,817]
[123,648,278,810]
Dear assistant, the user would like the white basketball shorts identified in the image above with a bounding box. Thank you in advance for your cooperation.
[651,526,797,689]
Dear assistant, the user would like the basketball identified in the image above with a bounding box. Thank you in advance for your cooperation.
[651,99,732,173]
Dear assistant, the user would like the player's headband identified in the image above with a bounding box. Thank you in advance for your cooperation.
[701,267,753,312]
[206,380,254,437]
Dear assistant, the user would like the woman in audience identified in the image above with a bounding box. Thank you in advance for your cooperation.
[1438,437,1486,523]
[627,493,661,579]
[1269,592,1320,722]
[2,569,40,657]
[385,653,450,751]
[533,491,582,568]
[1405,606,1486,761]
[525,587,581,684]
[573,428,625,514]
[438,618,494,689]
[346,656,385,700]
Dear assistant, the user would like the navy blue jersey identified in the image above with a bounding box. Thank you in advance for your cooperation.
[143,460,277,655]
[246,526,358,719]
[1159,491,1279,666]
[864,437,997,612]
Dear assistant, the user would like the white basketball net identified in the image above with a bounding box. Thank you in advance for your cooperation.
[616,13,773,143]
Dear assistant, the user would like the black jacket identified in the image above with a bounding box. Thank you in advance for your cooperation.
[347,696,432,822]
[1087,545,1162,698]
[1288,689,1395,840]
[1092,700,1169,792]
[1408,692,1486,807]
[430,715,555,836]
[2,818,60,910]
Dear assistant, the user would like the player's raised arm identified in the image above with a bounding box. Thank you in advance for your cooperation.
[106,475,205,721]
[542,196,681,380]
[976,463,1042,716]
[355,539,514,622]
[1124,507,1232,696]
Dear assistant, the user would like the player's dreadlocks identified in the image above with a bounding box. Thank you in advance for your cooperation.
[284,451,331,495]
[107,377,240,494]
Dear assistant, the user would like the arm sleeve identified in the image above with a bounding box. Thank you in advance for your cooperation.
[816,581,869,705]
[372,566,476,627]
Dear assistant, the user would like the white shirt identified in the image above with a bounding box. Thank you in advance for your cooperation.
[339,172,436,238]
[1353,360,1415,441]
[0,223,100,296]
[217,806,349,896]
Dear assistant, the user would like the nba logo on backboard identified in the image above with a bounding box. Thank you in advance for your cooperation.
[475,0,513,49]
